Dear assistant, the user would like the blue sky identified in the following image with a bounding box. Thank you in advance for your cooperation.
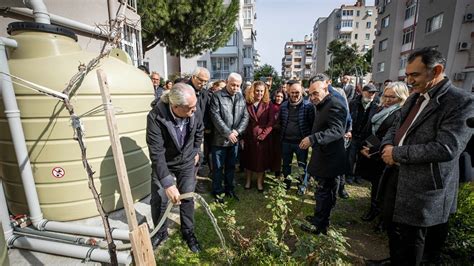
[254,0,375,72]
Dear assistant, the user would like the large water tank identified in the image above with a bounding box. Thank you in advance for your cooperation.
[0,222,8,266]
[0,22,153,221]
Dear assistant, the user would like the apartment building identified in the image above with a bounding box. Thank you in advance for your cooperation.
[372,0,474,91]
[148,0,257,82]
[0,0,142,65]
[282,37,313,80]
[312,0,377,76]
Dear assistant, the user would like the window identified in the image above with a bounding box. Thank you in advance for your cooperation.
[342,10,354,16]
[377,62,385,72]
[294,51,302,57]
[126,0,137,10]
[365,33,370,40]
[426,13,443,33]
[379,38,388,51]
[226,32,237,46]
[244,66,251,78]
[399,55,408,70]
[384,0,391,4]
[243,7,252,26]
[294,65,301,69]
[341,20,353,28]
[197,60,207,69]
[244,0,252,4]
[243,47,252,58]
[339,34,351,40]
[211,57,237,79]
[366,21,372,28]
[294,58,302,62]
[382,15,390,28]
[356,22,359,28]
[121,24,141,66]
[402,28,414,44]
[357,10,360,16]
[405,2,416,20]
[354,33,358,39]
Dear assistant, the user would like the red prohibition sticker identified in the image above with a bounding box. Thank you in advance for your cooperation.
[51,167,65,178]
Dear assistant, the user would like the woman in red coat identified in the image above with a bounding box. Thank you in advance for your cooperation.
[242,81,275,191]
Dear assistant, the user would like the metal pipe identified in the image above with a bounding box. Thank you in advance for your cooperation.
[0,180,13,240]
[9,235,132,264]
[7,7,108,38]
[39,220,130,241]
[0,38,44,227]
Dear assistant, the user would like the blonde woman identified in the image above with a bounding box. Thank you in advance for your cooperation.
[241,81,276,192]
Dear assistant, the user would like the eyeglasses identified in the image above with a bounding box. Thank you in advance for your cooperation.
[194,75,209,84]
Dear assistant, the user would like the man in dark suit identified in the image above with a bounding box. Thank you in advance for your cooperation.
[380,48,474,265]
[146,83,204,253]
[299,78,348,235]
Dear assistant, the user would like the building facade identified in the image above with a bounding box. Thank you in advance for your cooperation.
[372,0,474,91]
[282,37,313,80]
[312,0,377,77]
[0,0,142,65]
[147,0,257,82]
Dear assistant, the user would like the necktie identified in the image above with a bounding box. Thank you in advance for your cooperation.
[393,95,426,146]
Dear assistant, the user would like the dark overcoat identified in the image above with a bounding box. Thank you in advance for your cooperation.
[381,78,474,227]
[146,101,204,189]
[307,94,348,178]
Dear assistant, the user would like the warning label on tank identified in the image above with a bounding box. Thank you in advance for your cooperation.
[51,167,65,178]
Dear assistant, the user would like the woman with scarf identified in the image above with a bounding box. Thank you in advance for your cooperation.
[357,82,409,222]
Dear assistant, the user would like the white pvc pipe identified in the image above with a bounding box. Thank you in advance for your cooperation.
[25,0,50,24]
[0,180,13,240]
[10,235,132,264]
[39,220,130,241]
[0,37,18,48]
[8,7,108,38]
[0,39,44,227]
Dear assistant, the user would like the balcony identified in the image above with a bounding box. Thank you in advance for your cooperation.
[284,61,291,66]
[305,58,313,64]
[339,26,353,33]
[285,47,293,54]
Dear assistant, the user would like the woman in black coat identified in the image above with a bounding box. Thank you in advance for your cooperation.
[356,82,410,221]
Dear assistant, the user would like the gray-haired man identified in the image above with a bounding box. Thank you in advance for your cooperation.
[146,83,204,253]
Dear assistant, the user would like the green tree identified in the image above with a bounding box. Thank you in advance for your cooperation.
[326,40,371,84]
[138,0,239,57]
[253,64,282,91]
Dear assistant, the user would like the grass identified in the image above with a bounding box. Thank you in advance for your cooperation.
[154,165,389,264]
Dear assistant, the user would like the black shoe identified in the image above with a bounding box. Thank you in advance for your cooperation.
[361,209,380,221]
[345,176,354,184]
[284,178,292,190]
[365,257,391,266]
[300,223,327,235]
[305,215,315,223]
[151,231,168,249]
[183,232,201,253]
[339,190,349,199]
[226,191,240,201]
